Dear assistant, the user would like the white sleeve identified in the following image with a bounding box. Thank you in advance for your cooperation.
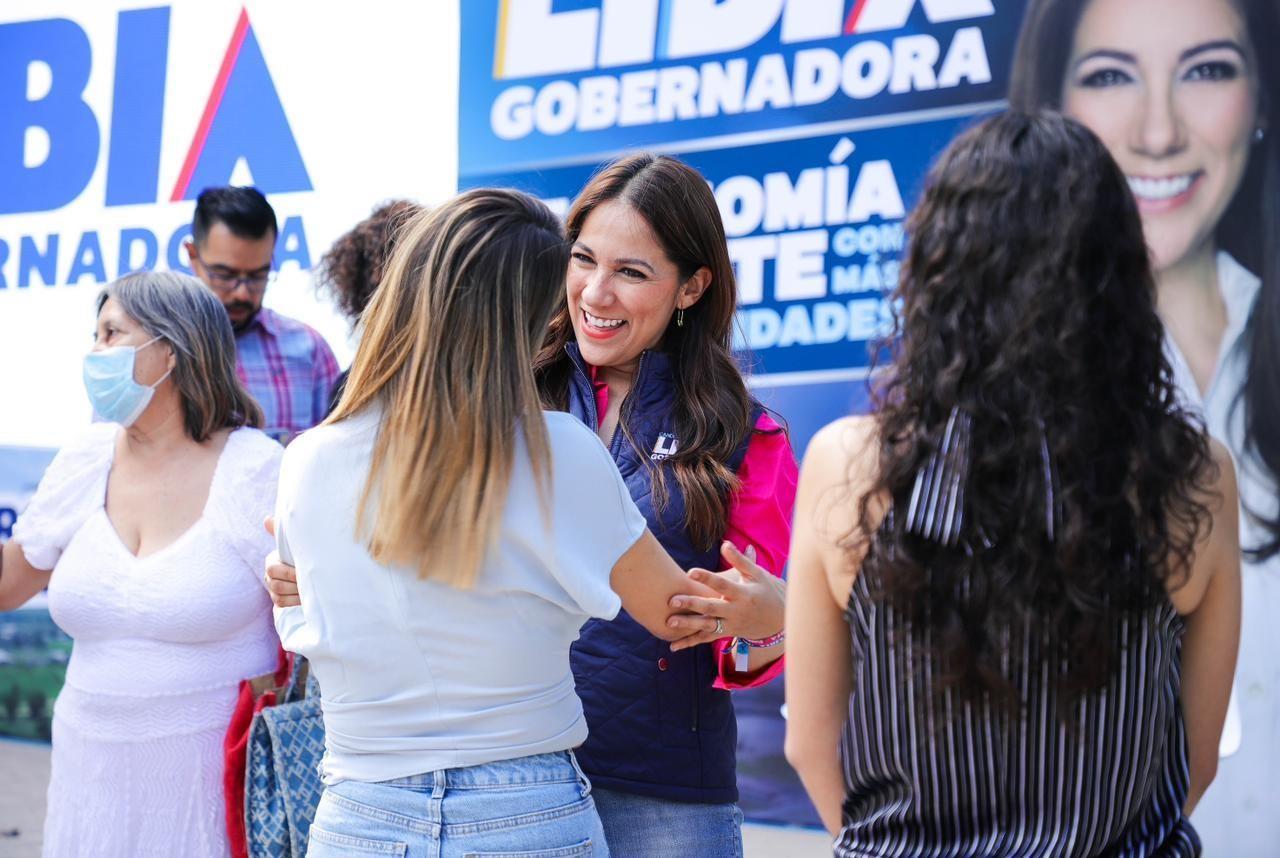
[11,424,117,571]
[270,430,322,651]
[548,418,647,620]
[207,429,283,582]
[272,444,303,647]
[271,433,306,571]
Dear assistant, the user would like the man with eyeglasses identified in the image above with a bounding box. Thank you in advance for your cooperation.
[185,186,339,444]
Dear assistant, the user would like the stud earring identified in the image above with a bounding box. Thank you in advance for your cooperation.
[1256,126,1266,143]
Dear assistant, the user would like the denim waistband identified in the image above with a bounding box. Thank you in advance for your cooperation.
[380,750,589,791]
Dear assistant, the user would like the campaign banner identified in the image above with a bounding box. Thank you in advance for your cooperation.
[0,448,60,744]
[479,112,980,382]
[458,1,1026,441]
[0,0,460,748]
[459,0,1033,828]
[460,0,1018,177]
[0,0,460,452]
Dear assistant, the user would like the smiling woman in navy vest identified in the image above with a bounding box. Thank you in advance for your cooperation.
[532,154,799,858]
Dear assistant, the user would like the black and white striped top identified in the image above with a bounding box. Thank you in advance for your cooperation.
[837,572,1199,857]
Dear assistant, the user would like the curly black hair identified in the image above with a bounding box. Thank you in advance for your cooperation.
[317,200,422,322]
[859,111,1216,707]
[1011,0,1280,563]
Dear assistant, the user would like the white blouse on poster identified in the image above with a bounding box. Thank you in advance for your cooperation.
[1165,252,1279,856]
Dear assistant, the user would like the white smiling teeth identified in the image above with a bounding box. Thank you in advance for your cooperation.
[1127,174,1195,201]
[585,311,624,329]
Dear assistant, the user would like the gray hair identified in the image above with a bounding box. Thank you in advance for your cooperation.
[97,271,263,440]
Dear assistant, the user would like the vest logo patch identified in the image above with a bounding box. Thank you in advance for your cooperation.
[651,433,679,461]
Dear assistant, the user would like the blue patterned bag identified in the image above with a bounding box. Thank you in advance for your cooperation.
[244,655,324,857]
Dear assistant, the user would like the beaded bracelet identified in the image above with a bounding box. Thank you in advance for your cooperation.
[742,630,786,648]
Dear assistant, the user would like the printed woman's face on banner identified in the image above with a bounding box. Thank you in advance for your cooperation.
[1061,0,1259,275]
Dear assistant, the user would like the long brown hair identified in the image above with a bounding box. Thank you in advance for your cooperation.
[859,111,1214,706]
[533,154,758,550]
[330,189,569,587]
[1010,0,1280,561]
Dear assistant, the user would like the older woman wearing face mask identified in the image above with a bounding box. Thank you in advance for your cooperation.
[0,271,282,857]
[1012,2,1280,851]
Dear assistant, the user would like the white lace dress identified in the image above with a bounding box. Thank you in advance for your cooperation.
[12,424,282,858]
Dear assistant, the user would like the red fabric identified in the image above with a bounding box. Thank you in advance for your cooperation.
[223,647,290,858]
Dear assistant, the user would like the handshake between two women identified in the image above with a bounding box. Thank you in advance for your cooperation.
[262,516,787,665]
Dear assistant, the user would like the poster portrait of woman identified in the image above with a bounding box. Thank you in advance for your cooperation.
[1011,0,1280,852]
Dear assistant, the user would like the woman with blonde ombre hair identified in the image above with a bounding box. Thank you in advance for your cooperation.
[271,188,708,857]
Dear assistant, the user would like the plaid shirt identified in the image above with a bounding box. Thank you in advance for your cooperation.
[235,307,339,444]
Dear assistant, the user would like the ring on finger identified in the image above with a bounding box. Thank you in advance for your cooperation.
[714,617,725,636]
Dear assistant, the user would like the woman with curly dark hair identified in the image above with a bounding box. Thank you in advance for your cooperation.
[1010,3,1280,848]
[784,111,1241,856]
[316,200,422,411]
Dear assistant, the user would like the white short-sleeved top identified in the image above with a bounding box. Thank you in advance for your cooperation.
[14,424,281,576]
[10,424,282,738]
[273,408,646,784]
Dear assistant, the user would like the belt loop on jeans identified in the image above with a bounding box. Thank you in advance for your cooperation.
[432,767,446,799]
[567,750,593,798]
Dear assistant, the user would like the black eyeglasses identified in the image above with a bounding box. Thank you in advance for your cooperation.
[192,255,275,295]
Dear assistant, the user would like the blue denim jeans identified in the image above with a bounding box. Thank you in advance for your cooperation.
[306,751,607,857]
[591,787,743,858]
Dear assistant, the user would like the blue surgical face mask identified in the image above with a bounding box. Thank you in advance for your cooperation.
[82,336,172,427]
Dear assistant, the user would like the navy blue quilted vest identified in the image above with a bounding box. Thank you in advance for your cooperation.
[563,342,759,804]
